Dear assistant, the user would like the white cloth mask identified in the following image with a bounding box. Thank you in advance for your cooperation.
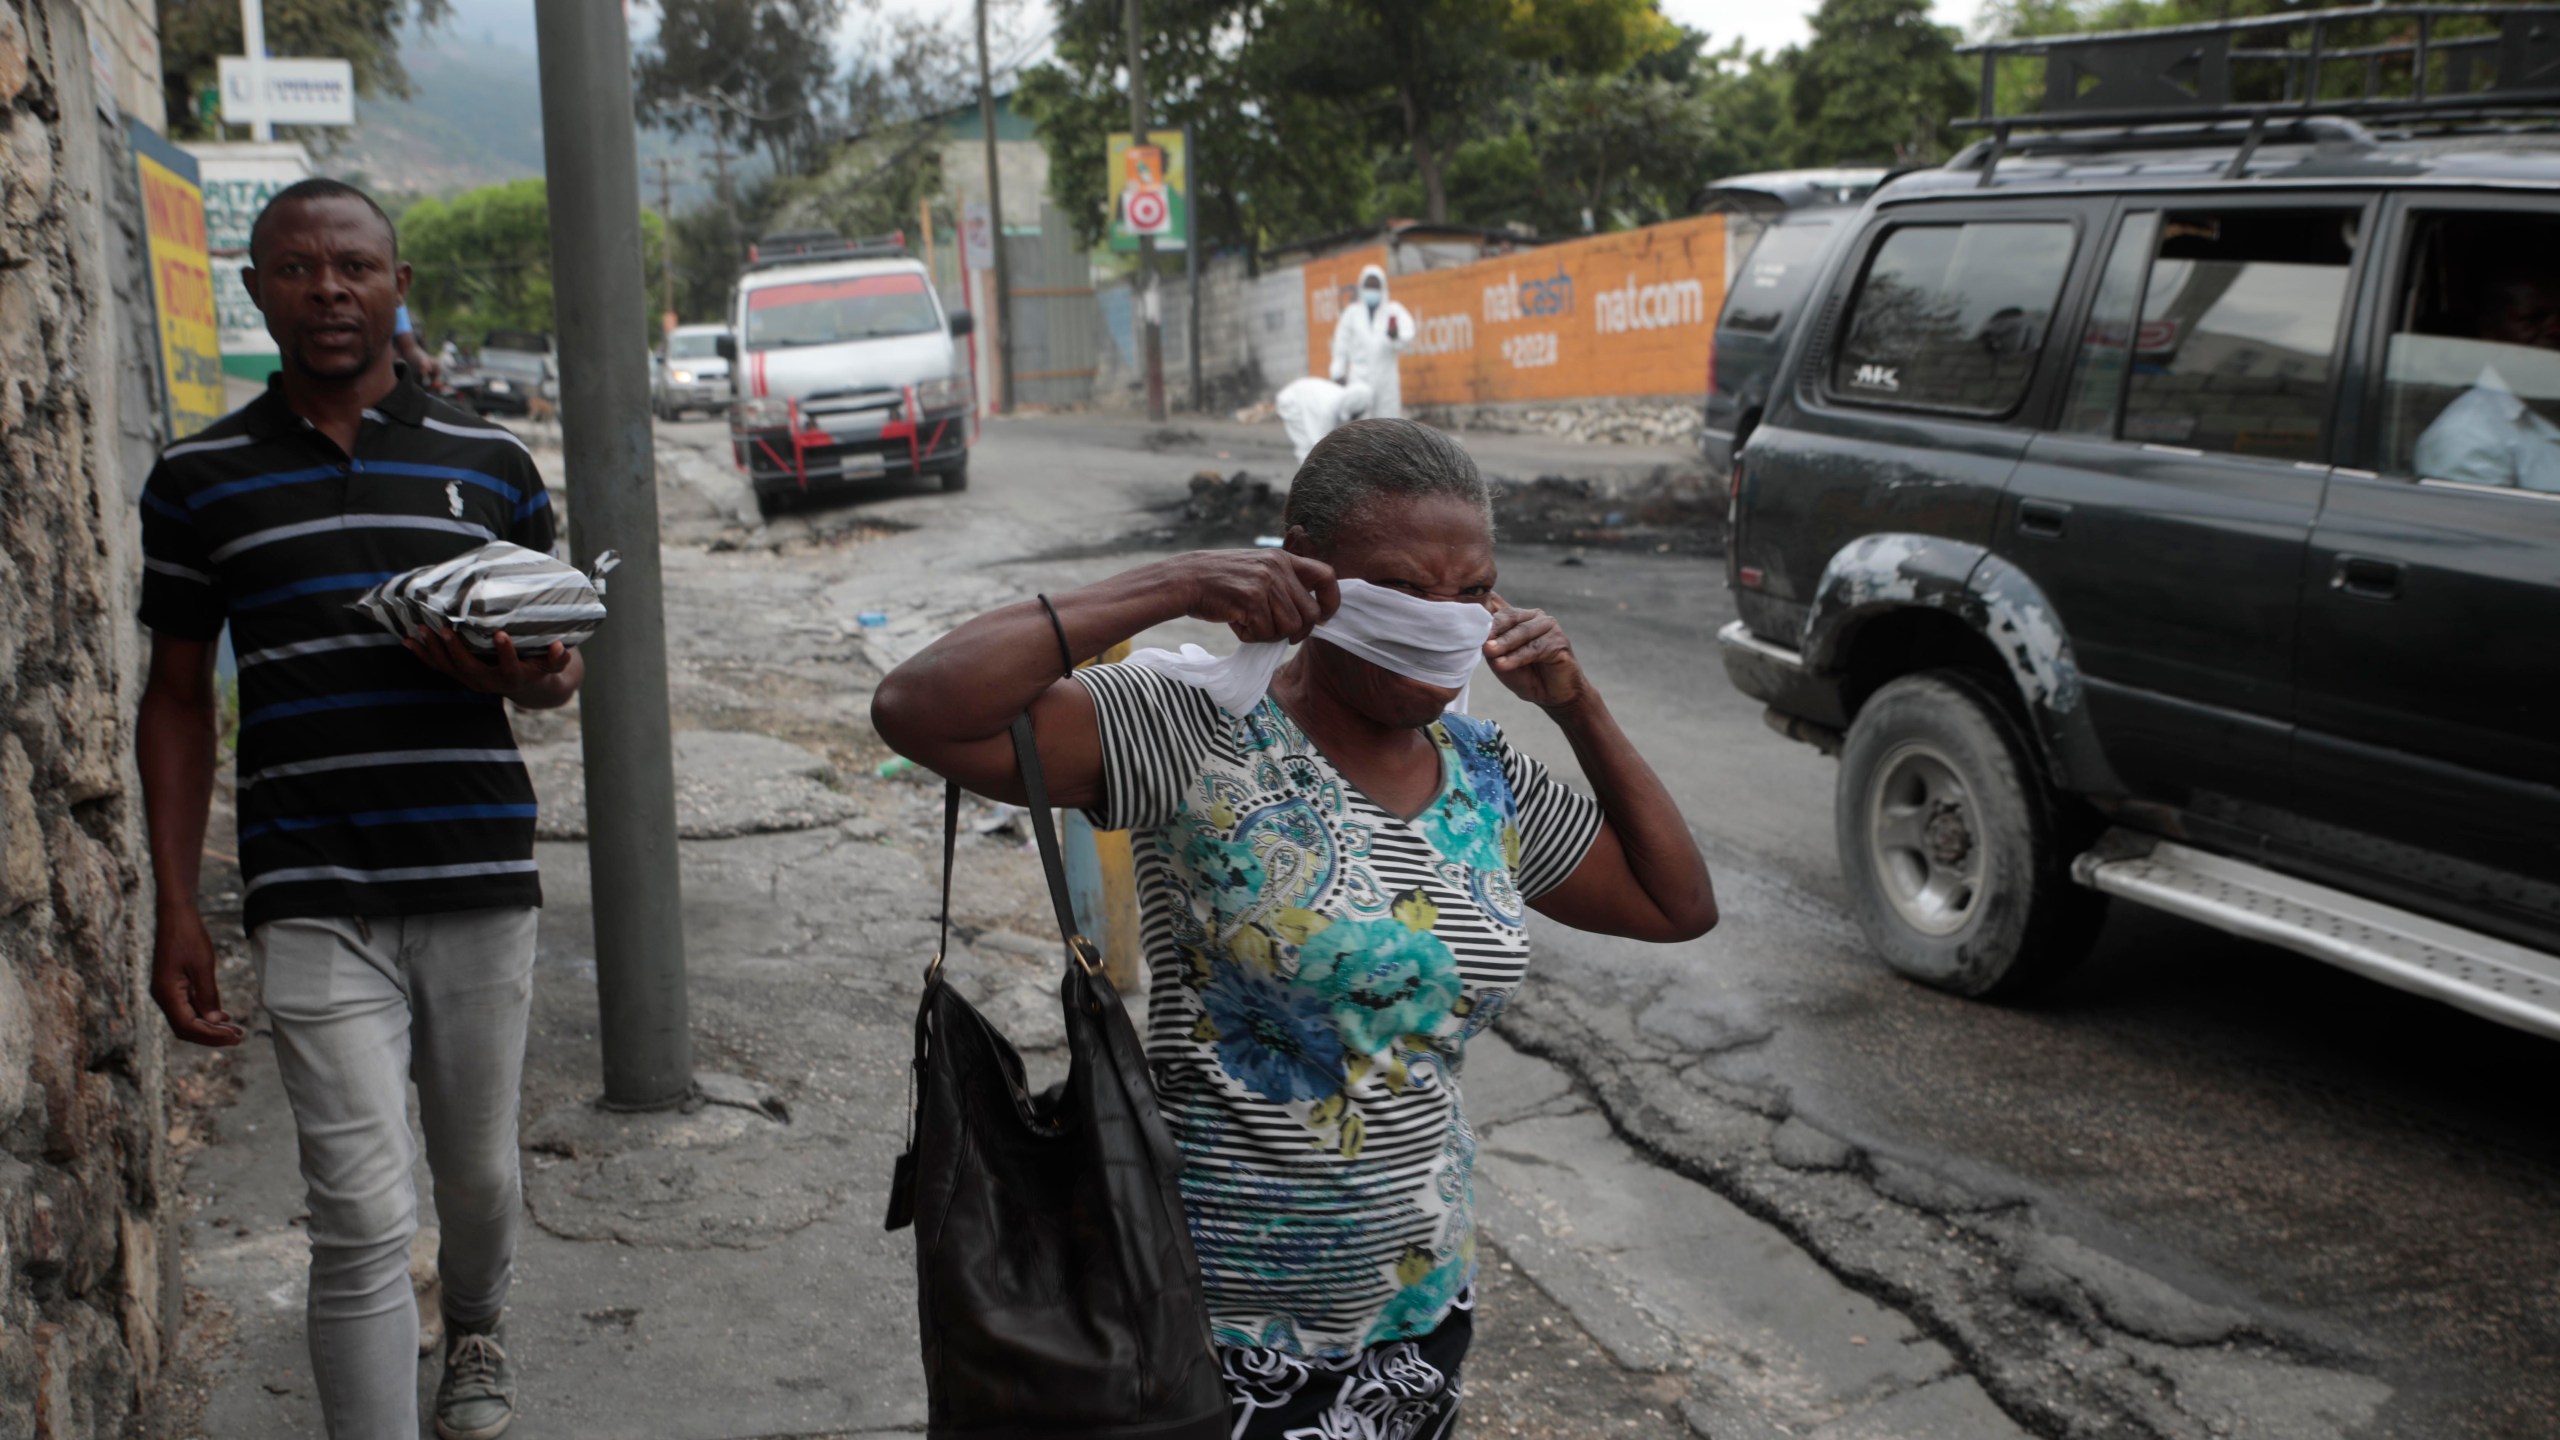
[1124,578,1493,716]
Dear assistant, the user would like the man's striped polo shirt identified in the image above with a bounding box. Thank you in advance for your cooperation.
[139,371,557,930]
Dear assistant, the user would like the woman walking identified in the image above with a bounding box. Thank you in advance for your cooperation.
[872,420,1716,1437]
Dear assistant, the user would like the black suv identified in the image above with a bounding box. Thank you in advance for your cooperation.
[1720,5,2560,1038]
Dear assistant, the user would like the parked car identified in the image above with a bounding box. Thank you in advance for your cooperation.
[1719,6,2560,1041]
[1697,169,1888,478]
[454,328,556,418]
[653,323,732,420]
[717,230,974,512]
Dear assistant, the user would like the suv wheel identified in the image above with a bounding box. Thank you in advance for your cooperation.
[1836,671,2104,998]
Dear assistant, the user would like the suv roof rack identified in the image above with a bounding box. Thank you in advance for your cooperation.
[1960,4,2560,131]
[1955,4,2560,185]
[744,228,911,272]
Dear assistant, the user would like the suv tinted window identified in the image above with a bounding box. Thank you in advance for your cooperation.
[1830,221,2074,413]
[1721,217,1837,336]
[2121,210,2356,462]
[2058,212,2161,436]
[2376,211,2560,492]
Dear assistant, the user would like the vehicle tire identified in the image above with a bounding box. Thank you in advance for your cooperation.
[940,463,969,493]
[754,487,785,518]
[1835,670,2106,999]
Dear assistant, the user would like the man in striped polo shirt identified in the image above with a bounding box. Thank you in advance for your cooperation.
[137,178,578,1440]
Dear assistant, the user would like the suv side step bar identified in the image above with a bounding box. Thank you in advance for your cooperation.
[2073,835,2560,1041]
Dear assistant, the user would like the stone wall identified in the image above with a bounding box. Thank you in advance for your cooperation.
[1,0,178,1435]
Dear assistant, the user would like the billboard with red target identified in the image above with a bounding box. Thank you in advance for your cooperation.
[1107,130,1189,253]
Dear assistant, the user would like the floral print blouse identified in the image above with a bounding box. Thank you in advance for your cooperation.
[1078,663,1603,1358]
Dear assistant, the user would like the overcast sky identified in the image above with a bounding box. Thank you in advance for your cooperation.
[441,0,1983,71]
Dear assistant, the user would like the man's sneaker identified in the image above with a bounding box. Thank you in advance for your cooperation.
[434,1314,517,1440]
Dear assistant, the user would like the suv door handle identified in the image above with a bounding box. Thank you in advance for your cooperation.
[2331,554,2403,601]
[2018,499,2071,539]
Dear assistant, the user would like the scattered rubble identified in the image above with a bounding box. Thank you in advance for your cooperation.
[1415,397,1708,449]
[1151,465,1724,555]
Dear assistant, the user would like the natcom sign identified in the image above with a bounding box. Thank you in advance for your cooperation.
[1303,216,1728,406]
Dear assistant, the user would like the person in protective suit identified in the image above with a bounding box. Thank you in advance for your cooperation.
[1329,264,1416,420]
[1275,376,1373,462]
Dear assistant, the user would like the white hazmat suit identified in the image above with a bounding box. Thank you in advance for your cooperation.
[1329,263,1416,420]
[1275,376,1373,462]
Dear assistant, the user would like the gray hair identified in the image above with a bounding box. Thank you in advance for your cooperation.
[1284,419,1493,550]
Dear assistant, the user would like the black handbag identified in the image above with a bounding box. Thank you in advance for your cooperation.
[885,714,1230,1440]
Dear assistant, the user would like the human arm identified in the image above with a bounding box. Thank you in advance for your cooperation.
[138,636,244,1047]
[1485,599,1717,942]
[871,551,1339,808]
[395,328,443,387]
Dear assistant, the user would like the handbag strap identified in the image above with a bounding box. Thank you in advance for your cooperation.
[1010,713,1099,972]
[927,717,1100,983]
[934,778,960,979]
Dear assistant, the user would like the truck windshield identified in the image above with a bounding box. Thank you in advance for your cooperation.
[746,273,939,349]
[668,332,722,358]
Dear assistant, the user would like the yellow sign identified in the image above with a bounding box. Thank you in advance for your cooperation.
[1105,130,1188,253]
[130,127,226,438]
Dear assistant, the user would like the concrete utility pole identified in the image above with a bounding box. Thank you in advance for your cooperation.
[532,0,694,1111]
[1125,0,1166,421]
[975,0,1015,414]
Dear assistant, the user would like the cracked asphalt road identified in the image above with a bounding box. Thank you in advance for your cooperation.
[667,411,2559,1437]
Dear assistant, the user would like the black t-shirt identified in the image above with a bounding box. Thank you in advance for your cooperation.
[139,372,558,929]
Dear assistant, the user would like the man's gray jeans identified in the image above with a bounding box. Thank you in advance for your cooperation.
[253,908,538,1439]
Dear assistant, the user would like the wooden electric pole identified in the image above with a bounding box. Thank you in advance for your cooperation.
[976,0,1016,414]
[652,157,678,331]
[1126,0,1165,420]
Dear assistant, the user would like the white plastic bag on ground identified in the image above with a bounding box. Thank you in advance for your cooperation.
[350,541,618,656]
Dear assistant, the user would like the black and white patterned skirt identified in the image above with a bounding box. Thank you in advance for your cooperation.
[1220,1298,1472,1440]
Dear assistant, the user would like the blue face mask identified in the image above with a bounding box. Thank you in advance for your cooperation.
[1362,288,1383,313]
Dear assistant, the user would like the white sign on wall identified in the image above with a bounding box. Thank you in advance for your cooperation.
[218,57,357,127]
[962,202,996,272]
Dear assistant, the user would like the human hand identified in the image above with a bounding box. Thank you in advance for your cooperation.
[405,628,571,701]
[152,907,244,1047]
[1484,594,1589,710]
[1171,550,1340,644]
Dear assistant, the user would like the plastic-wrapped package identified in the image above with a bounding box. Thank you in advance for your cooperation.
[349,542,618,656]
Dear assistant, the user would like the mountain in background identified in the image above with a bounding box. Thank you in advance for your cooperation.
[325,23,759,209]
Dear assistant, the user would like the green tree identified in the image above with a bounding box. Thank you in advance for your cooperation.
[1251,0,1676,224]
[158,0,450,140]
[635,0,847,177]
[1017,0,1377,256]
[1783,0,1971,164]
[400,179,666,345]
[1690,40,1799,181]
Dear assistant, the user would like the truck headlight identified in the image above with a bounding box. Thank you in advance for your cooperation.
[733,396,791,430]
[670,369,695,384]
[916,375,971,412]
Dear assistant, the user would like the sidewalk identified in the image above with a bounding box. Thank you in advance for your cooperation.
[169,416,2025,1440]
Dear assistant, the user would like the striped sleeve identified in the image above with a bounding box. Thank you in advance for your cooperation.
[1074,662,1224,832]
[137,461,226,641]
[1499,729,1605,899]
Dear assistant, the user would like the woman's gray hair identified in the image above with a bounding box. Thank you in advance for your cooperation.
[1284,419,1493,550]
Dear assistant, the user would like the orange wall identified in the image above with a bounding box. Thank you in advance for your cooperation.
[1301,216,1727,406]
